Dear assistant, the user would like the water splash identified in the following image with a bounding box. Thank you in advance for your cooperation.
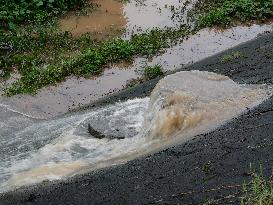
[143,71,272,140]
[0,71,272,192]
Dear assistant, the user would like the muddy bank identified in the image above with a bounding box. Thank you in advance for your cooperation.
[1,31,273,205]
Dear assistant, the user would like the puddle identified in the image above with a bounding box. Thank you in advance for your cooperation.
[0,70,271,192]
[138,24,273,71]
[123,0,198,37]
[60,0,126,38]
[60,0,197,38]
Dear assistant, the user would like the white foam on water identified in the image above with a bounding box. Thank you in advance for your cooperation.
[0,98,150,192]
[0,71,272,192]
[0,103,41,119]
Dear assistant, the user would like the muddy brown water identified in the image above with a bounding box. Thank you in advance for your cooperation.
[60,0,126,38]
[1,70,271,192]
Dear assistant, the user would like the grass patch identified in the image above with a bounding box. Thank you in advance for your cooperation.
[143,65,164,80]
[126,64,164,88]
[196,0,273,27]
[3,27,190,96]
[0,26,93,78]
[221,51,242,63]
[0,0,89,29]
[241,172,273,205]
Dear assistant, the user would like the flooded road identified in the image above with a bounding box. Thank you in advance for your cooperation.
[1,70,272,192]
[1,0,273,193]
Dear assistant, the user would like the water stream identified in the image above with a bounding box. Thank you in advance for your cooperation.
[1,0,273,194]
[0,71,272,192]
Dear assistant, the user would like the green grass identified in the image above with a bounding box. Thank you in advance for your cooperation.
[3,28,190,96]
[125,64,164,88]
[0,26,93,78]
[196,0,273,27]
[0,0,88,30]
[241,172,273,205]
[221,51,242,63]
[143,65,164,80]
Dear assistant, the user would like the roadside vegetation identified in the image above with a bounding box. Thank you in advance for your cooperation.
[126,64,164,88]
[143,65,164,80]
[2,27,189,96]
[0,0,88,29]
[241,172,273,205]
[1,0,273,96]
[196,0,273,27]
[220,51,243,63]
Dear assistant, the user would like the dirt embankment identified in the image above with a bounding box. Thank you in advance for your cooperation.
[1,32,273,205]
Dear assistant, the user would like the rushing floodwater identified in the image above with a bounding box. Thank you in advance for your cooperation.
[0,70,272,192]
[1,0,273,193]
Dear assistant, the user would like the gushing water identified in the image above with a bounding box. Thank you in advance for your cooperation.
[0,71,272,192]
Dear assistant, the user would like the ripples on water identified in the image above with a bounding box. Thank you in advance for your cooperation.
[0,70,272,192]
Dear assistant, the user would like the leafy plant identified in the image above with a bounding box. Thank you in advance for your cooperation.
[197,0,273,27]
[4,28,189,96]
[0,0,88,29]
[221,51,242,63]
[241,172,273,205]
[143,65,164,80]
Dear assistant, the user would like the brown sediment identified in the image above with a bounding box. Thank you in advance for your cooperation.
[145,71,272,139]
[5,161,87,188]
[59,0,126,38]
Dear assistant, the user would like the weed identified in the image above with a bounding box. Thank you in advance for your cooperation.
[221,51,242,63]
[241,165,273,205]
[241,173,273,205]
[143,65,164,80]
[196,0,273,27]
[202,161,213,174]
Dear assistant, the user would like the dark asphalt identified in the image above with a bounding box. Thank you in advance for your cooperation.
[1,32,273,205]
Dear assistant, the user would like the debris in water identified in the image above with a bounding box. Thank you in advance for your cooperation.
[88,123,106,139]
[88,123,125,140]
